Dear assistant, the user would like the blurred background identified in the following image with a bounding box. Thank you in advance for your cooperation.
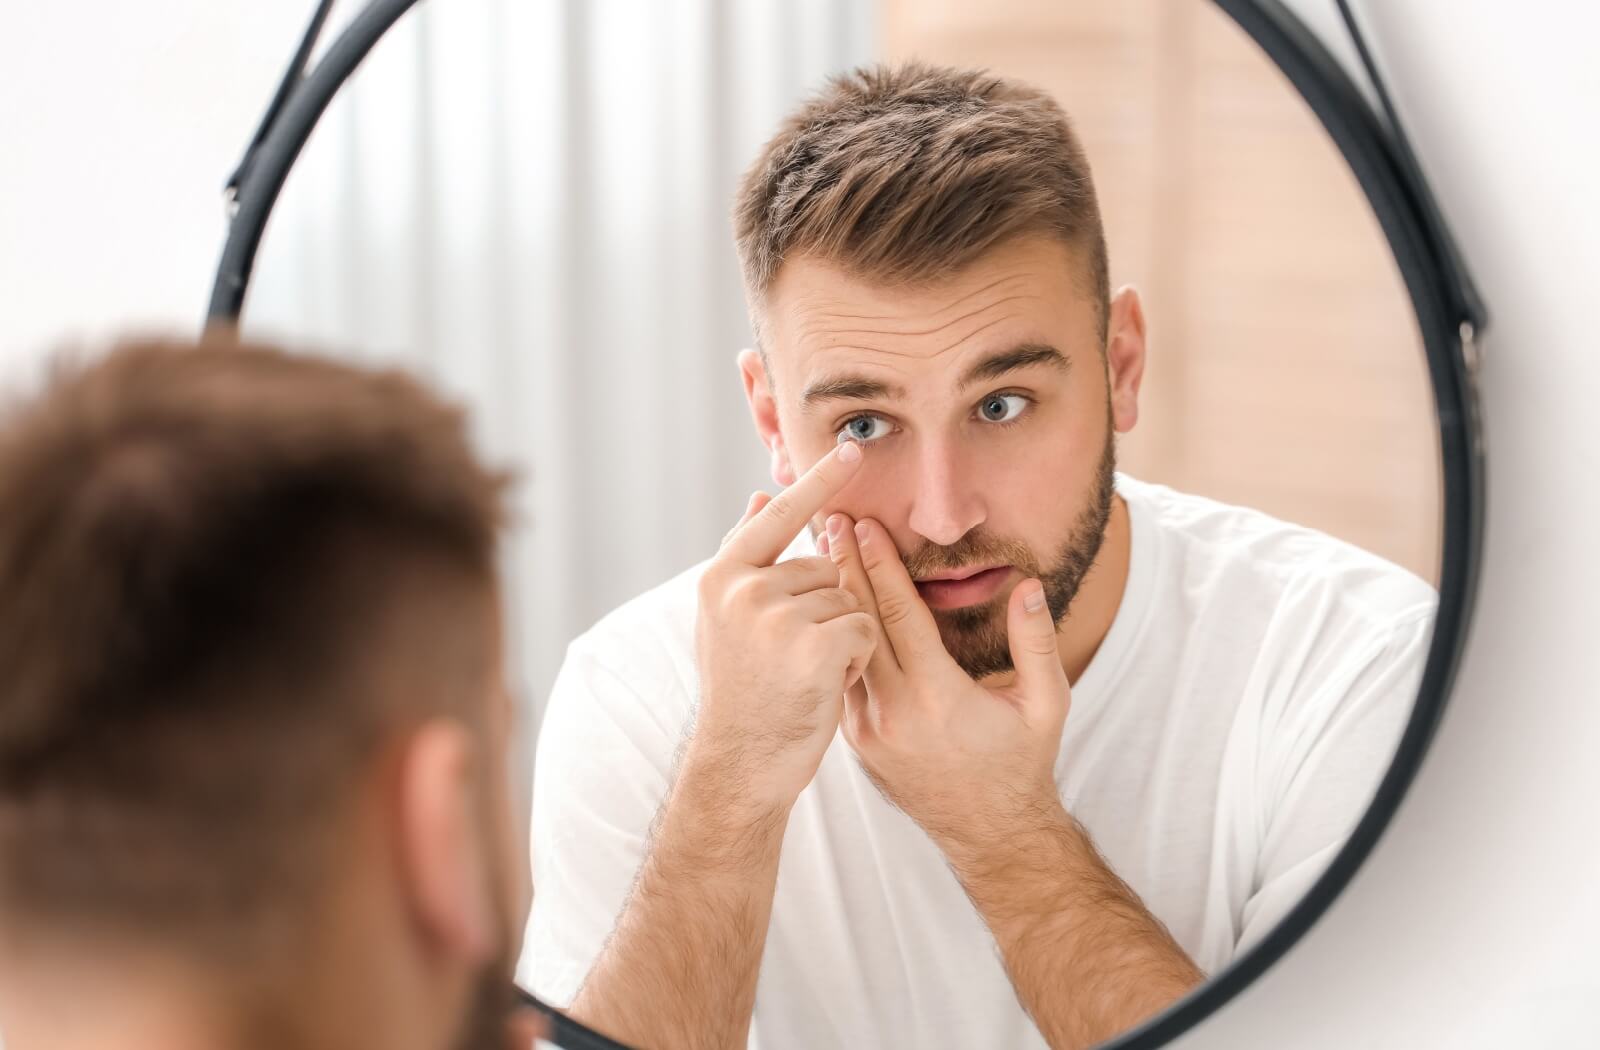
[1,0,1440,806]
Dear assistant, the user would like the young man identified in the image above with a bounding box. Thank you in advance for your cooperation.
[522,64,1435,1050]
[0,336,544,1050]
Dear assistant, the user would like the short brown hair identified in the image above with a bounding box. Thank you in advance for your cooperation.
[734,62,1110,340]
[0,333,509,952]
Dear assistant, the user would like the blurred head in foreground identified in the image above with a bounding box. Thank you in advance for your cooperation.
[0,334,528,1050]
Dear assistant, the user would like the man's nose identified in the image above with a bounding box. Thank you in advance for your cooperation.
[905,438,985,547]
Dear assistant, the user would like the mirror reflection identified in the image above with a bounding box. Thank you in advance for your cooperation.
[243,2,1442,1047]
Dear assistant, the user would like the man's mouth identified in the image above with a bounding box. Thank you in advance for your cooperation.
[913,564,1014,611]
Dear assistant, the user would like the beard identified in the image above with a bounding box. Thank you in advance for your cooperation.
[451,806,520,1050]
[904,428,1117,680]
[450,955,516,1050]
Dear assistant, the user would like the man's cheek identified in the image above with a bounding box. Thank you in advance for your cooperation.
[825,469,899,529]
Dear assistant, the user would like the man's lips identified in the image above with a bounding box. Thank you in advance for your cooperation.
[914,565,1014,610]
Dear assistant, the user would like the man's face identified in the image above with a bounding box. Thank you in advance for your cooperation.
[748,235,1138,678]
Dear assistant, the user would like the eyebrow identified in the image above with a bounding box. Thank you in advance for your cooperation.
[799,343,1070,412]
[959,343,1071,388]
[800,375,910,410]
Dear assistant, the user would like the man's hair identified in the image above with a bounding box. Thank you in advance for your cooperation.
[734,61,1110,341]
[0,334,510,954]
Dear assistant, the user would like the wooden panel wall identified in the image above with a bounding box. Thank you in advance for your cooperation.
[881,0,1441,581]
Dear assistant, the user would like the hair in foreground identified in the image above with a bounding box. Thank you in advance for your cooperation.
[0,333,509,953]
[734,61,1110,339]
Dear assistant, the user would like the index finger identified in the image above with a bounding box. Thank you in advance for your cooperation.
[722,440,864,566]
[852,517,947,671]
[824,511,902,677]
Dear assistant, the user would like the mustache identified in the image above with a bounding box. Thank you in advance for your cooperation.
[900,528,1040,580]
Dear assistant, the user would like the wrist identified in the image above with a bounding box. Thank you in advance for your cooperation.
[939,798,1098,925]
[930,786,1072,869]
[660,743,793,874]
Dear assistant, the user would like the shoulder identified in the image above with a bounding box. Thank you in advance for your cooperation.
[570,557,707,671]
[1119,473,1437,632]
[1118,478,1436,796]
[539,557,710,759]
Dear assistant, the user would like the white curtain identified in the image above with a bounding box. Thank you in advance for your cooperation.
[244,0,875,792]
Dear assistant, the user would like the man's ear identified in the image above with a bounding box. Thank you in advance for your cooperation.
[1105,286,1148,435]
[738,348,796,486]
[394,720,496,967]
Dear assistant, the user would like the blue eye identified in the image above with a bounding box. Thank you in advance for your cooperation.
[978,393,1029,424]
[836,415,892,444]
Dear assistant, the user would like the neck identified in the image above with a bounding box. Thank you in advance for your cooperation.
[0,948,251,1050]
[0,918,422,1050]
[1055,492,1132,685]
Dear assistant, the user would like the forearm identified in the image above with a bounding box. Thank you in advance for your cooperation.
[569,747,789,1050]
[946,804,1204,1050]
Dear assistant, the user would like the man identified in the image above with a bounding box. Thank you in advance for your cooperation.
[0,336,546,1050]
[522,64,1435,1050]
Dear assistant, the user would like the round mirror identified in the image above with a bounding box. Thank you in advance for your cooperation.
[216,1,1482,1046]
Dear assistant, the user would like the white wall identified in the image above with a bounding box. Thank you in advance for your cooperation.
[1177,2,1600,1047]
[0,2,314,374]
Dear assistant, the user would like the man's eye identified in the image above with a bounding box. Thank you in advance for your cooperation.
[836,415,892,444]
[977,393,1029,424]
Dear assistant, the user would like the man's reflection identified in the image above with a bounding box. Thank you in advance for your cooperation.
[0,337,541,1050]
[523,64,1436,1049]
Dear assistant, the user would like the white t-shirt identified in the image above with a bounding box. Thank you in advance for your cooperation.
[517,475,1436,1049]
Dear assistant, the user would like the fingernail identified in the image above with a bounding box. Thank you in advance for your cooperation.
[854,522,870,545]
[826,514,843,541]
[1023,581,1046,613]
[837,440,862,464]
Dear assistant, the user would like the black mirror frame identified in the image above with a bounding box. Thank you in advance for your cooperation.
[205,2,1486,1047]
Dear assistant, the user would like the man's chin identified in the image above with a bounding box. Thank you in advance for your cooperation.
[931,606,1015,680]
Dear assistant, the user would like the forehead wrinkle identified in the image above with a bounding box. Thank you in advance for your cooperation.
[788,266,1041,344]
[810,292,1042,347]
[804,272,1034,326]
[927,312,1021,361]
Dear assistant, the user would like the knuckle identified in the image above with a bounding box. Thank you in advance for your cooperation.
[826,613,876,659]
[799,554,835,576]
[876,593,913,627]
[697,564,726,599]
[725,572,766,611]
[823,587,858,613]
[763,493,797,528]
[802,556,840,587]
[1023,636,1056,658]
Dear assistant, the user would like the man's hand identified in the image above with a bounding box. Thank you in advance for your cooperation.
[691,441,875,816]
[823,513,1069,854]
[569,444,874,1050]
[825,514,1202,1049]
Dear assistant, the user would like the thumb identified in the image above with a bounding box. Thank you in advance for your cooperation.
[1006,579,1069,710]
